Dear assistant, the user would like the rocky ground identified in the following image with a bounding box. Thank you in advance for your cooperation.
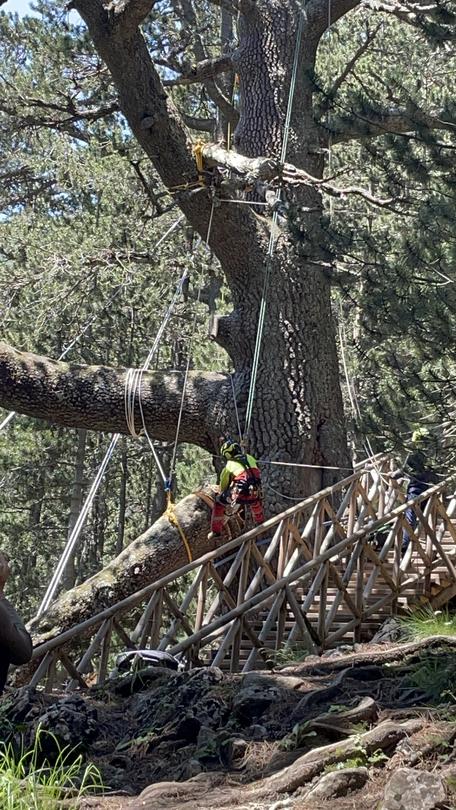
[1,634,456,810]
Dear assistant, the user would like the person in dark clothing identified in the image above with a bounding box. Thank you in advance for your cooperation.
[0,551,33,694]
[391,430,439,554]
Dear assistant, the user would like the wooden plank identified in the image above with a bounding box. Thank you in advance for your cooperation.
[362,543,397,593]
[162,590,194,639]
[159,568,207,649]
[243,590,286,671]
[59,652,88,689]
[231,541,251,670]
[29,651,53,688]
[195,565,209,633]
[208,563,268,661]
[285,585,318,653]
[98,618,113,685]
[132,590,163,644]
[67,619,112,691]
[354,544,365,644]
[44,653,57,693]
[325,540,363,634]
[317,563,329,647]
[113,618,136,649]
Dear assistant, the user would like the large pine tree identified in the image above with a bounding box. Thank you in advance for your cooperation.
[0,0,455,636]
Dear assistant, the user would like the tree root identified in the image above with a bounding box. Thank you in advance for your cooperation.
[250,718,424,798]
[282,636,456,676]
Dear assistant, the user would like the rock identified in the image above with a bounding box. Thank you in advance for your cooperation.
[181,757,203,779]
[132,773,226,809]
[232,681,280,721]
[31,695,98,757]
[251,723,268,740]
[371,618,404,644]
[304,767,369,801]
[113,665,175,696]
[231,738,248,760]
[381,768,447,810]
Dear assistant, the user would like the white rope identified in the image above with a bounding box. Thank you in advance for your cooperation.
[37,434,120,617]
[34,215,185,613]
[0,214,185,436]
[123,267,190,483]
[169,200,215,483]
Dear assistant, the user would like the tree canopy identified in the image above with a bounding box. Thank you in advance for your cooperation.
[0,0,455,618]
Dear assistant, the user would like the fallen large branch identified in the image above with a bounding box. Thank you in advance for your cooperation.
[27,489,216,648]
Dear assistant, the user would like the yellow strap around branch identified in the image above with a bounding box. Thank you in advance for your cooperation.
[192,141,205,186]
[165,493,193,562]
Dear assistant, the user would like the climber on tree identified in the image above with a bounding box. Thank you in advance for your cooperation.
[211,439,264,536]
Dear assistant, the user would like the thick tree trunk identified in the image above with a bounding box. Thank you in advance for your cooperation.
[2,0,352,645]
[216,1,350,501]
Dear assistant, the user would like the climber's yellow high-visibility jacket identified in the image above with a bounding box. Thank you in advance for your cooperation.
[219,453,261,492]
[211,452,264,535]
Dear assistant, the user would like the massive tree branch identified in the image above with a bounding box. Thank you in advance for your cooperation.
[307,0,361,36]
[71,0,259,276]
[25,488,218,652]
[199,143,397,207]
[0,341,227,448]
[361,0,456,37]
[104,0,157,30]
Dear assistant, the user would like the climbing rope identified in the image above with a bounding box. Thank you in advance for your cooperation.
[37,433,120,617]
[243,11,305,441]
[35,215,185,615]
[0,215,185,436]
[123,266,190,483]
[163,199,216,562]
[164,492,193,562]
[169,199,215,483]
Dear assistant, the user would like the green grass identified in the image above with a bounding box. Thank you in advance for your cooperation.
[0,726,103,810]
[400,606,456,640]
[263,642,310,669]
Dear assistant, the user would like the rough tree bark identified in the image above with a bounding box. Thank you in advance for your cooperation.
[1,0,417,640]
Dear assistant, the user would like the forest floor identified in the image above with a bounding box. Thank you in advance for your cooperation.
[2,636,456,809]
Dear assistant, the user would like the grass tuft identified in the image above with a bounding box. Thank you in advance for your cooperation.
[0,725,103,810]
[400,605,456,641]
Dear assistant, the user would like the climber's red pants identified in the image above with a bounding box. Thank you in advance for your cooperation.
[211,488,264,534]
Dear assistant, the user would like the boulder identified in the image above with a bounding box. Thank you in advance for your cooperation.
[371,618,404,644]
[380,768,447,810]
[304,767,369,801]
[232,680,280,722]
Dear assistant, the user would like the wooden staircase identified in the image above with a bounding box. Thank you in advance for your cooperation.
[26,459,456,689]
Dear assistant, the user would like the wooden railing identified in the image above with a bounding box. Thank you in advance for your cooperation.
[28,458,456,689]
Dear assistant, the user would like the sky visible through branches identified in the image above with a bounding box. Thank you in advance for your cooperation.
[4,0,33,15]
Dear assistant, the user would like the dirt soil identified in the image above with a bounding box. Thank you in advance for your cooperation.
[1,637,455,809]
